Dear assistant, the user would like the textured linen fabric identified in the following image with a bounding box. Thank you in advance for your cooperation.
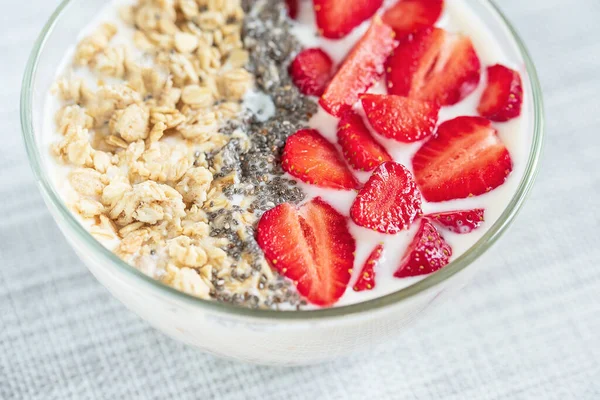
[1,0,599,398]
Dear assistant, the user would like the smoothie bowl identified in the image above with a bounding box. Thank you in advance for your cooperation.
[21,0,543,364]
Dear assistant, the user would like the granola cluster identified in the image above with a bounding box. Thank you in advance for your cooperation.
[51,0,306,308]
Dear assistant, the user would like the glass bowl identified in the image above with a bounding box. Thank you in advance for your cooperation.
[21,0,544,365]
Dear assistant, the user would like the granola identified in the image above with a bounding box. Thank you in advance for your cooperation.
[50,0,311,309]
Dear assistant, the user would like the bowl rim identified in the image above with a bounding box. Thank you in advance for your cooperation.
[20,0,544,321]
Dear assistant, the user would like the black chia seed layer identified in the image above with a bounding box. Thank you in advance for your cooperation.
[207,0,316,309]
[241,0,316,218]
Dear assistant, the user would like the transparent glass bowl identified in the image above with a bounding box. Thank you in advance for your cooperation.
[21,0,543,365]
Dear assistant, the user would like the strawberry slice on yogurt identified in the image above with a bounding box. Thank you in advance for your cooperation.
[394,219,452,278]
[320,17,397,117]
[382,0,444,38]
[386,27,481,106]
[412,116,513,202]
[313,0,384,39]
[257,198,356,306]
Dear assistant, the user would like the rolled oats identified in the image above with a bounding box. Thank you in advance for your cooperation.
[177,109,219,140]
[55,105,93,135]
[176,166,213,204]
[108,180,186,226]
[90,215,118,241]
[94,45,128,78]
[178,0,199,19]
[69,168,105,196]
[167,265,211,299]
[168,236,208,268]
[74,23,117,66]
[52,127,94,166]
[111,103,150,142]
[51,78,92,104]
[217,68,253,101]
[74,198,105,218]
[174,32,199,53]
[181,84,214,107]
[224,48,249,69]
[195,11,225,31]
[105,134,130,149]
[147,121,167,143]
[133,30,156,51]
[50,0,307,309]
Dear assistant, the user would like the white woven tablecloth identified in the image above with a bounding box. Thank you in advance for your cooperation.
[1,0,599,398]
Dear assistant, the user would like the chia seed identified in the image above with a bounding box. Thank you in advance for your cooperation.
[205,0,319,310]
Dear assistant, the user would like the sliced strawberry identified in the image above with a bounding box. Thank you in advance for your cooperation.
[382,0,444,38]
[426,209,485,234]
[353,244,383,291]
[412,116,513,202]
[361,93,439,142]
[282,129,359,190]
[350,161,422,234]
[314,0,384,39]
[386,27,481,106]
[477,64,524,122]
[256,197,355,306]
[394,219,452,277]
[320,17,397,117]
[289,48,334,96]
[337,111,392,171]
[286,0,299,19]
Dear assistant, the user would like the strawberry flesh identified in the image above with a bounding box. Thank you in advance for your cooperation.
[361,93,440,142]
[353,244,383,291]
[477,64,524,122]
[314,0,384,39]
[382,0,444,38]
[256,198,355,306]
[289,48,334,96]
[350,161,422,234]
[282,129,359,190]
[320,17,397,117]
[286,0,299,19]
[426,209,485,234]
[412,116,513,202]
[386,27,481,106]
[394,219,452,277]
[337,111,392,171]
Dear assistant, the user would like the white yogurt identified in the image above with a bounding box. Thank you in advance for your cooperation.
[44,0,531,308]
[289,0,531,306]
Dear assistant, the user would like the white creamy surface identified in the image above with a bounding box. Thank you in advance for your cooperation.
[44,0,531,308]
[291,0,532,306]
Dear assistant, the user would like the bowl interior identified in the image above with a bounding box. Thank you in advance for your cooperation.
[21,0,544,320]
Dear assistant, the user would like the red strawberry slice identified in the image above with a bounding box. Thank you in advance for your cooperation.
[386,27,481,106]
[426,209,485,234]
[314,0,384,39]
[353,243,383,291]
[382,0,444,38]
[412,116,513,202]
[282,129,359,190]
[337,111,392,171]
[286,0,299,19]
[394,219,452,277]
[361,93,440,142]
[256,197,355,306]
[289,48,334,96]
[350,161,422,234]
[320,17,397,117]
[477,64,524,122]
